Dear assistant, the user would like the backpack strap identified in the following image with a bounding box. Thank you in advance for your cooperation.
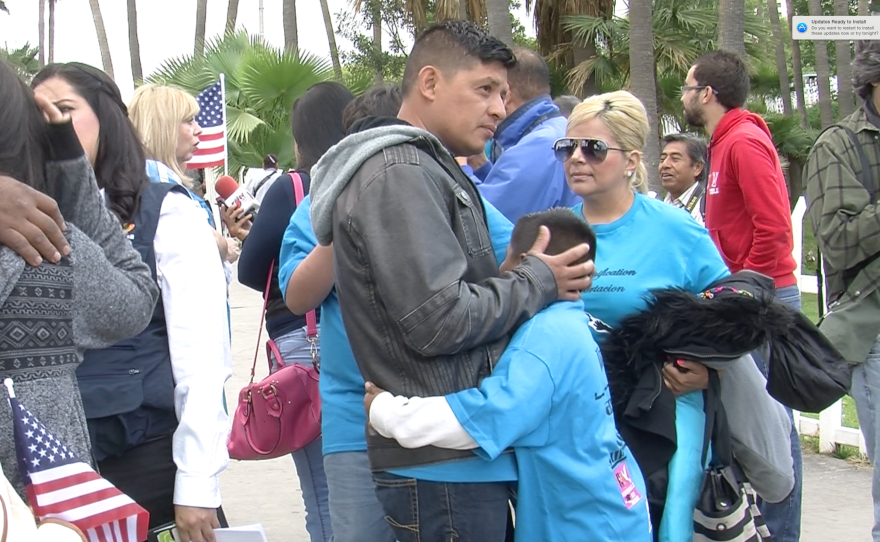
[818,124,875,194]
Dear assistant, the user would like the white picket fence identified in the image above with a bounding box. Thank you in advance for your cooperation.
[789,197,867,455]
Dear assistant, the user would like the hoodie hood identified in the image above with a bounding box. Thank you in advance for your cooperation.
[713,107,773,143]
[309,122,449,245]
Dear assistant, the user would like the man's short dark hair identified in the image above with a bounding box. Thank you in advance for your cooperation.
[508,48,551,102]
[510,208,596,264]
[554,95,581,118]
[853,41,880,100]
[662,133,708,182]
[401,20,516,96]
[693,50,750,110]
[342,84,403,133]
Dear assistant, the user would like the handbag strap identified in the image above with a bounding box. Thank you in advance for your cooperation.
[289,172,320,371]
[249,260,274,385]
[699,370,733,468]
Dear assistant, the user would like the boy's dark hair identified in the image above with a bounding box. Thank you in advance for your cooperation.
[508,48,551,101]
[342,83,403,133]
[401,20,516,96]
[263,153,278,169]
[510,208,596,264]
[693,50,750,110]
[853,41,880,99]
[291,81,355,172]
[0,58,49,193]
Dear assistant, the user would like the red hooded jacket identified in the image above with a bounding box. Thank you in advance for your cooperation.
[704,108,797,288]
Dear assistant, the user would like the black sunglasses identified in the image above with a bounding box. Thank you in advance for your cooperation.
[553,138,627,164]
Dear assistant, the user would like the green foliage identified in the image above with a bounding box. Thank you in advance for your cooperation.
[147,31,332,177]
[335,1,410,90]
[1,43,40,81]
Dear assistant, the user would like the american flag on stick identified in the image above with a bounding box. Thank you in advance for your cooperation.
[187,78,228,170]
[4,378,149,542]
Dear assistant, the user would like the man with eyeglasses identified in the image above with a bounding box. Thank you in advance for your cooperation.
[677,50,802,542]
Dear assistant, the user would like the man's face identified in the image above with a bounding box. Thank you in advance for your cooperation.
[659,141,702,195]
[681,66,706,128]
[429,61,508,156]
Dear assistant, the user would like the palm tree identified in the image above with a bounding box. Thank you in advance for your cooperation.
[1,43,40,80]
[808,0,834,127]
[195,0,208,56]
[127,0,143,84]
[38,0,45,67]
[763,112,817,206]
[47,0,56,64]
[283,0,298,50]
[486,0,514,46]
[787,0,808,127]
[89,0,114,80]
[319,0,343,79]
[767,0,791,115]
[148,31,333,176]
[0,1,8,13]
[460,0,468,18]
[226,0,240,33]
[834,0,855,118]
[628,0,661,193]
[718,0,746,59]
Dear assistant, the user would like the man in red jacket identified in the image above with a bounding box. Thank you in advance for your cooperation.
[681,50,802,542]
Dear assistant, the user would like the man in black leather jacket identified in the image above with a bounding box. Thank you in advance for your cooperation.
[308,20,594,542]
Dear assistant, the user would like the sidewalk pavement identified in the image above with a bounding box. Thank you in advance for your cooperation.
[220,280,874,542]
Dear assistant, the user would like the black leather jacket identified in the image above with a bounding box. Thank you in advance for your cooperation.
[331,130,557,471]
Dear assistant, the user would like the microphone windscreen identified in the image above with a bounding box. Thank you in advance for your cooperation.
[214,175,239,200]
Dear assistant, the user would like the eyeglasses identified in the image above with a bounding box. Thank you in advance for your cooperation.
[553,138,627,164]
[680,85,717,95]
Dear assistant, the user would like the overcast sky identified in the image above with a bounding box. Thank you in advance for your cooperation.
[0,0,544,100]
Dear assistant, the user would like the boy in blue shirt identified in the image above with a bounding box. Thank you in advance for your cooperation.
[366,208,653,542]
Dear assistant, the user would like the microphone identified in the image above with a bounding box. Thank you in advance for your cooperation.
[215,175,259,219]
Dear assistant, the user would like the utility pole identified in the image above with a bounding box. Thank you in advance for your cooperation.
[259,0,265,40]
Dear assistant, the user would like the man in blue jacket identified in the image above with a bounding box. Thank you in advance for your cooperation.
[470,48,579,222]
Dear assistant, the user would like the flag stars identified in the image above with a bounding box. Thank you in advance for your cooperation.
[30,458,39,467]
[38,448,47,457]
[25,430,33,439]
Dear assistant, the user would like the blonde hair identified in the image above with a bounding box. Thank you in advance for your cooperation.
[128,84,199,183]
[567,90,649,194]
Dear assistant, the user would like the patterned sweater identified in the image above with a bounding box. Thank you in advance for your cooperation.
[0,123,158,497]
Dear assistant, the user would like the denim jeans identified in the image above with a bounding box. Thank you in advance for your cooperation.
[751,284,803,542]
[850,334,880,542]
[323,452,395,542]
[372,471,512,542]
[271,327,332,542]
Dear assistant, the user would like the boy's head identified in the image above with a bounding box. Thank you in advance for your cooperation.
[502,208,596,273]
[400,20,515,157]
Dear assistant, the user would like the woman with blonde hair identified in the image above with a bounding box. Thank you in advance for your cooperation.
[557,90,731,540]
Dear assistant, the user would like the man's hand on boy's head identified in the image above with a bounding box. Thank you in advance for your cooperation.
[527,226,595,301]
[364,382,387,417]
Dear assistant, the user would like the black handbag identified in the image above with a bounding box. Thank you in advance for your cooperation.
[693,371,773,542]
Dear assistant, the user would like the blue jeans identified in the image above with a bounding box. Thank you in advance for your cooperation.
[752,284,803,542]
[324,452,395,542]
[271,327,332,542]
[850,334,880,542]
[371,471,511,542]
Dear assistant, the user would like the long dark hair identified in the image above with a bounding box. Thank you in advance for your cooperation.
[33,63,150,223]
[0,58,49,192]
[292,82,354,172]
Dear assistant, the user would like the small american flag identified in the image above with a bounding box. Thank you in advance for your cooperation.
[5,379,149,542]
[187,79,227,169]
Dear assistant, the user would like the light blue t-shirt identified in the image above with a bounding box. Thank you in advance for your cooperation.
[572,193,729,539]
[279,194,515,484]
[446,300,653,541]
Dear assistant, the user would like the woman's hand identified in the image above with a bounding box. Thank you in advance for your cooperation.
[219,204,252,241]
[174,505,220,542]
[33,93,71,124]
[662,360,710,396]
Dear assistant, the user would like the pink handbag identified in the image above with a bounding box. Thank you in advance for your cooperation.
[227,173,322,461]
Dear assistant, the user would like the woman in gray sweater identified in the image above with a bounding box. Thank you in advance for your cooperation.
[0,58,159,496]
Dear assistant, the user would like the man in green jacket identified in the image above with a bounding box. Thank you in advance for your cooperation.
[804,40,880,542]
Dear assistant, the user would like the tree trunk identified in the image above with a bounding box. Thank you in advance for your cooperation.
[283,0,298,50]
[38,0,45,67]
[194,0,208,56]
[226,0,240,33]
[834,0,855,118]
[859,0,869,15]
[788,156,805,209]
[460,0,468,19]
[768,0,792,114]
[89,0,114,80]
[628,0,662,194]
[127,0,142,84]
[320,0,343,79]
[718,0,747,60]
[788,0,809,126]
[47,0,55,64]
[372,0,383,83]
[573,42,599,98]
[486,0,513,47]
[809,0,835,127]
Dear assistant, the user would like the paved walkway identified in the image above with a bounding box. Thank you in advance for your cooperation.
[220,280,874,541]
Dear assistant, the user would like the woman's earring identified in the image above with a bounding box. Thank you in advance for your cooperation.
[626,171,634,178]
